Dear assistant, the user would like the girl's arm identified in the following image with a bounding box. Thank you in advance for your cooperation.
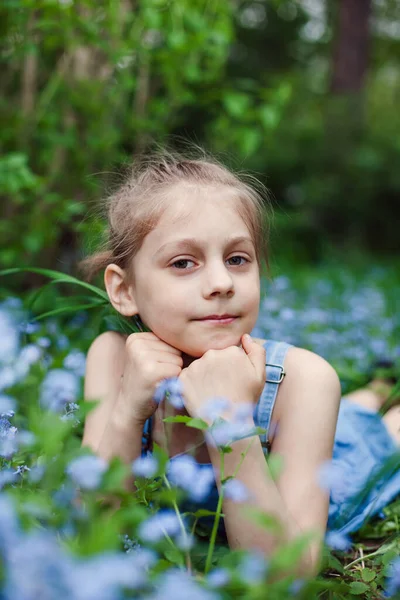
[207,347,341,577]
[82,331,144,491]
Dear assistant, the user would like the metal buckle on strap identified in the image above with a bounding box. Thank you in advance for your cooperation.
[261,439,272,452]
[265,363,286,384]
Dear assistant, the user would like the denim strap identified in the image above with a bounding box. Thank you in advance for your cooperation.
[254,340,293,456]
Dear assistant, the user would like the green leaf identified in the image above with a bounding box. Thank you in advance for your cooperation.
[0,267,108,301]
[361,568,376,582]
[223,92,250,118]
[192,509,219,518]
[34,301,105,321]
[101,458,129,492]
[186,418,208,430]
[164,547,185,567]
[349,581,369,595]
[163,415,192,424]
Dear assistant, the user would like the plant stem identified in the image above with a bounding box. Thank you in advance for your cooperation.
[232,437,255,478]
[205,449,225,574]
[163,475,192,572]
[344,540,397,569]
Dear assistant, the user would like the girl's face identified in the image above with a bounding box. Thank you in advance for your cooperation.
[129,184,261,357]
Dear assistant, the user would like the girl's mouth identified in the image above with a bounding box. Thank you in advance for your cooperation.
[196,316,238,325]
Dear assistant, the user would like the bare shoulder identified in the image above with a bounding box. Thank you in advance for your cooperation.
[86,331,127,365]
[277,345,341,413]
[271,344,342,436]
[85,331,128,396]
[283,345,341,388]
[254,337,340,389]
[255,339,341,434]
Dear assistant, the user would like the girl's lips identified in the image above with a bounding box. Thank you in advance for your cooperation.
[197,317,237,325]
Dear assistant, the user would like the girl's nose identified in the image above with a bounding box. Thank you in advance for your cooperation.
[202,262,234,297]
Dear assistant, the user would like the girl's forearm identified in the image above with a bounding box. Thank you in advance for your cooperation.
[83,393,146,492]
[207,435,320,577]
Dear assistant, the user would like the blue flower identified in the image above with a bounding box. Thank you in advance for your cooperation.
[28,464,45,483]
[40,368,80,412]
[132,455,158,478]
[175,531,195,551]
[154,377,184,408]
[289,579,305,595]
[148,569,219,600]
[138,510,182,543]
[206,420,258,448]
[14,343,42,379]
[239,550,268,584]
[0,417,18,458]
[66,455,108,490]
[63,349,86,377]
[0,469,17,490]
[0,493,20,550]
[199,397,231,422]
[384,557,400,598]
[0,393,16,417]
[167,455,215,502]
[223,478,250,503]
[70,551,155,599]
[4,529,74,599]
[325,530,352,552]
[206,567,231,588]
[167,455,197,488]
[0,307,20,365]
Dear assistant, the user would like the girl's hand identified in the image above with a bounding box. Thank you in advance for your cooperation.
[119,332,183,424]
[179,334,266,423]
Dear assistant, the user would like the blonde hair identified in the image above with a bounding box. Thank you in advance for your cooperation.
[79,147,272,282]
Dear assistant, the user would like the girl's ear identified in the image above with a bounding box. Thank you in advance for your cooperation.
[104,264,138,316]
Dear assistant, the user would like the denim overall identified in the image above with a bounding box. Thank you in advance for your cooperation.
[141,339,400,538]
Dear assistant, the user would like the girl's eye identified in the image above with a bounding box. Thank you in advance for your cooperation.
[170,256,248,270]
[227,255,248,266]
[171,259,195,269]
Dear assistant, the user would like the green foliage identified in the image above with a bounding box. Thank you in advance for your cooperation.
[1,1,400,283]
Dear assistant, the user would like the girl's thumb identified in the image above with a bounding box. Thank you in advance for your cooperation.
[242,334,266,378]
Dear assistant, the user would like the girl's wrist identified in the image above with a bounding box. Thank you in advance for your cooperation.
[112,393,148,430]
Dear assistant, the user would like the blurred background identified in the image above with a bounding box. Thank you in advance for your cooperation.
[1,0,400,284]
[0,0,399,385]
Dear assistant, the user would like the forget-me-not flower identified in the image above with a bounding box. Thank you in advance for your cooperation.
[138,510,182,543]
[206,568,231,588]
[239,550,268,584]
[66,455,108,490]
[132,455,158,478]
[0,306,20,365]
[153,377,184,408]
[0,393,16,417]
[206,420,258,448]
[0,417,18,458]
[63,349,86,377]
[167,455,215,502]
[325,530,352,552]
[223,478,250,503]
[40,368,80,412]
[0,469,17,490]
[384,557,400,598]
[147,569,219,600]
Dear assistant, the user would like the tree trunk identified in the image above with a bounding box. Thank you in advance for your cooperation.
[330,0,372,94]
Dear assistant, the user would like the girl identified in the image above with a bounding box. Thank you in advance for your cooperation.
[81,152,400,577]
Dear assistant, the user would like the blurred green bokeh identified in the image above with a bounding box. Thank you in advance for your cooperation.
[1,0,399,292]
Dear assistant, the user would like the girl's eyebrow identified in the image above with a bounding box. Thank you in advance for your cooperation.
[153,235,254,258]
